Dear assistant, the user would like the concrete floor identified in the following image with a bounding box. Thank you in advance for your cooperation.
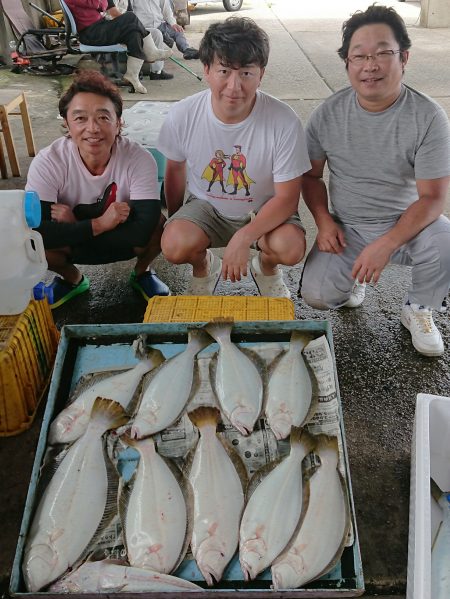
[1,0,449,597]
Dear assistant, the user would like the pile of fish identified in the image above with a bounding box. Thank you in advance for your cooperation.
[22,326,351,593]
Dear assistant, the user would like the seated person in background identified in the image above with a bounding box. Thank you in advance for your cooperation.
[157,17,311,298]
[26,71,170,309]
[299,5,450,356]
[65,0,172,93]
[131,0,200,80]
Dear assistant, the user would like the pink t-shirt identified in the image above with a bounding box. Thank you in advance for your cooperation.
[26,136,159,208]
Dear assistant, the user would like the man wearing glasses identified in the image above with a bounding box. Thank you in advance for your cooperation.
[299,4,450,357]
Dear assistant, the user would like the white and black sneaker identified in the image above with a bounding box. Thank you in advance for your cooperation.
[401,302,444,357]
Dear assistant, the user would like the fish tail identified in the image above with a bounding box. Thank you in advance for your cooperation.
[290,426,316,455]
[316,433,339,454]
[91,397,130,429]
[120,432,155,450]
[145,348,165,369]
[204,319,233,342]
[187,329,212,353]
[290,330,311,350]
[188,406,220,428]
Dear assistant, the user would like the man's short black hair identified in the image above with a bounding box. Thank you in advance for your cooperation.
[199,16,270,68]
[337,4,411,61]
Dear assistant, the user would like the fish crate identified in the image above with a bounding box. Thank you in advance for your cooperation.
[144,296,295,323]
[0,300,59,436]
[10,321,364,598]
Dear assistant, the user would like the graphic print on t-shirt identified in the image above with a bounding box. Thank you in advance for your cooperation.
[202,145,255,199]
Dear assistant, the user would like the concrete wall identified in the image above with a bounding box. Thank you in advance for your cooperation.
[420,0,450,27]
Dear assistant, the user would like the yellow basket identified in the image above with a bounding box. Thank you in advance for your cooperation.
[0,300,60,436]
[144,295,295,323]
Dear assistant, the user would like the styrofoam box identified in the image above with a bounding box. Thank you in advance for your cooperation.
[10,321,364,598]
[407,393,450,599]
[122,101,172,149]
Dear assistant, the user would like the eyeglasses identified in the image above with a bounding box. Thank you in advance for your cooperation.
[346,49,403,65]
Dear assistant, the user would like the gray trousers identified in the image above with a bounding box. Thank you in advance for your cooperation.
[300,215,450,311]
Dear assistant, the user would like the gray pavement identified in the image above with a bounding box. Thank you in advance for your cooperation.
[1,0,450,597]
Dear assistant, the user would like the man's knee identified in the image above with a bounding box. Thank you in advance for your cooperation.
[161,222,207,264]
[299,281,334,311]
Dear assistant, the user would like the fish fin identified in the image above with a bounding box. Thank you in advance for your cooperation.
[219,436,249,490]
[290,427,316,455]
[188,406,221,428]
[245,458,283,501]
[299,358,319,427]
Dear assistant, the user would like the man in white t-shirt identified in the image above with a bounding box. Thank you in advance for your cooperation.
[157,17,311,298]
[26,71,169,309]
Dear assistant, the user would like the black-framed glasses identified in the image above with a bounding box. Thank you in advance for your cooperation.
[346,49,403,65]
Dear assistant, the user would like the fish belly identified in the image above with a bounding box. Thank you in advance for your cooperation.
[266,350,312,440]
[131,353,195,438]
[239,456,303,579]
[23,436,108,591]
[190,435,244,584]
[215,344,262,434]
[272,462,347,588]
[126,451,186,573]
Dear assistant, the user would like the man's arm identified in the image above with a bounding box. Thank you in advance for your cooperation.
[302,158,346,254]
[352,175,450,284]
[164,159,187,217]
[222,177,302,282]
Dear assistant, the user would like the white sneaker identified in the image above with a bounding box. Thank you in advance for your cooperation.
[250,253,291,298]
[342,280,366,308]
[400,303,444,357]
[186,249,222,296]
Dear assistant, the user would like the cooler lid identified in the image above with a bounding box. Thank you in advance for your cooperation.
[24,191,41,228]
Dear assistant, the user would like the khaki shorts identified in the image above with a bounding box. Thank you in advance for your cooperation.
[166,195,304,248]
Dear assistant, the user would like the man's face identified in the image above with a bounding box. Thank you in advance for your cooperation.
[346,23,408,112]
[204,57,265,124]
[64,92,120,164]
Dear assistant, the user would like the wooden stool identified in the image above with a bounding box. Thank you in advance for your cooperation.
[0,90,36,178]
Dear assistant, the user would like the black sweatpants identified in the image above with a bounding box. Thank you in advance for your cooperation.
[78,12,148,60]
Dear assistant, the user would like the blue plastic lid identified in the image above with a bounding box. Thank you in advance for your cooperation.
[24,190,41,227]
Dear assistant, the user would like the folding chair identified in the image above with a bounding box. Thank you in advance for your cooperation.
[59,0,128,79]
[0,0,70,74]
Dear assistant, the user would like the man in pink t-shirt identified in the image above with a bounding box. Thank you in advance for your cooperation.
[26,71,169,309]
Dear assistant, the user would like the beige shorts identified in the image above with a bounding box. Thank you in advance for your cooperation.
[166,195,304,248]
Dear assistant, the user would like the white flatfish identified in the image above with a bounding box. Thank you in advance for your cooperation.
[239,428,316,580]
[265,332,314,440]
[121,436,189,574]
[431,478,450,599]
[130,330,210,439]
[271,435,350,589]
[205,321,263,436]
[188,407,246,586]
[48,560,203,592]
[49,350,164,445]
[23,398,129,592]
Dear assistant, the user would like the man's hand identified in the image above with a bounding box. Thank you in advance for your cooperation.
[51,204,77,223]
[316,217,346,254]
[171,23,184,32]
[93,202,130,235]
[222,232,251,282]
[352,237,396,284]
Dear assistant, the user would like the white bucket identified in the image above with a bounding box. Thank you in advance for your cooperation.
[0,190,48,315]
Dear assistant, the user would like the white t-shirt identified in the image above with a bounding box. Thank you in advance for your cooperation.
[26,135,159,207]
[157,89,311,217]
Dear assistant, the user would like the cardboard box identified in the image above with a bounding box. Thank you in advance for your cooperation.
[11,321,364,597]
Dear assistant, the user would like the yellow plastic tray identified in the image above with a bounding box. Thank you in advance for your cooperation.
[0,300,59,436]
[144,295,295,323]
